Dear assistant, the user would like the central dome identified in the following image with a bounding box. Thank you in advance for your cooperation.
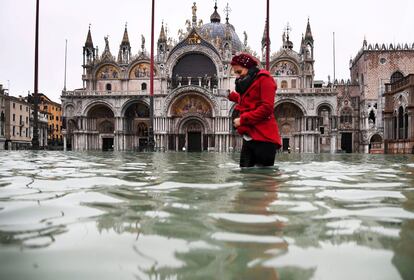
[199,3,243,53]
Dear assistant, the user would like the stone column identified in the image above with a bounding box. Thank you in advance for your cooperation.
[63,135,67,151]
[330,134,336,154]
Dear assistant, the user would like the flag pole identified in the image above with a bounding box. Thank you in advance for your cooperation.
[148,0,155,151]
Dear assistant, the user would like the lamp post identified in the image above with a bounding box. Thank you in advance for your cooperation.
[147,0,155,151]
[32,0,40,149]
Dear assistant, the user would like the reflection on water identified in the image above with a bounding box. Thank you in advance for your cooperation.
[0,151,413,280]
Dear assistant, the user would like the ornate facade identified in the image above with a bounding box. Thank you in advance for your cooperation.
[384,74,414,153]
[61,2,414,153]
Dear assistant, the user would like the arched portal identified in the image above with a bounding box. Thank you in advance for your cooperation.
[181,118,205,152]
[274,102,305,152]
[87,104,115,151]
[123,101,150,151]
[369,134,383,154]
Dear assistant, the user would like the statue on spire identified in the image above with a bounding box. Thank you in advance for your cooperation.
[141,35,145,53]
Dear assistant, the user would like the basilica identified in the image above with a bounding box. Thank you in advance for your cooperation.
[61,2,414,153]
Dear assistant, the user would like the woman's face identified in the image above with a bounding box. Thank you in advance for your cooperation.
[232,65,248,78]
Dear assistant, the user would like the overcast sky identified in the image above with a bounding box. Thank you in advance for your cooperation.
[1,0,413,102]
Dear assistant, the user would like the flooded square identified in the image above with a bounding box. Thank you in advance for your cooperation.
[0,151,413,279]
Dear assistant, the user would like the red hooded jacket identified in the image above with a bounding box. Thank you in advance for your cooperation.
[228,69,281,147]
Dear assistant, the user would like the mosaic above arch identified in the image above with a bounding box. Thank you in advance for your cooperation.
[96,65,120,80]
[171,95,212,117]
[271,60,298,76]
[129,63,156,79]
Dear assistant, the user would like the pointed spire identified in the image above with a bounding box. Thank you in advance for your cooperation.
[85,24,94,48]
[305,17,313,42]
[210,1,221,23]
[121,23,130,46]
[158,21,167,43]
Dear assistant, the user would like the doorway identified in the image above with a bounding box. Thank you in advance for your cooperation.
[187,132,202,152]
[282,138,290,152]
[341,133,352,153]
[102,138,114,151]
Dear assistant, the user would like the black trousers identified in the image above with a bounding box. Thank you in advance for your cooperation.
[239,140,278,167]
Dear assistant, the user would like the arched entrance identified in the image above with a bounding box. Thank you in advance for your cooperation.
[274,102,305,152]
[169,93,213,152]
[87,104,115,151]
[369,134,383,154]
[123,101,150,151]
[182,119,204,152]
[317,104,333,153]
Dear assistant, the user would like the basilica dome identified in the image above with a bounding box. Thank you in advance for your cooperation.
[199,4,243,53]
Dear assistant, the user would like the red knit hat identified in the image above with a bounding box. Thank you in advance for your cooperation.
[231,53,259,69]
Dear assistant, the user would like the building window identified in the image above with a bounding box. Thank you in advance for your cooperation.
[340,108,352,124]
[281,80,288,89]
[291,79,296,89]
[141,83,147,91]
[26,106,28,112]
[405,113,408,139]
[20,105,22,110]
[25,128,28,136]
[369,110,375,125]
[106,83,112,91]
[13,126,15,136]
[26,117,28,123]
[13,103,15,109]
[13,114,15,121]
[391,71,404,84]
[398,106,404,139]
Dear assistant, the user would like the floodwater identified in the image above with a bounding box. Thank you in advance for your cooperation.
[0,151,413,280]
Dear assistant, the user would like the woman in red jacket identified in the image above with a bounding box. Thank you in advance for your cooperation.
[228,53,281,167]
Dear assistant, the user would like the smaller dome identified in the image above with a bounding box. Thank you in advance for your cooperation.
[210,3,221,23]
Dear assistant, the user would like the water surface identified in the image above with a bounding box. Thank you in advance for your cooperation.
[0,151,413,280]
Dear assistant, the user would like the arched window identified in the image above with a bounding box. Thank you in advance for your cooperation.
[393,115,397,140]
[141,83,147,91]
[391,71,404,84]
[340,108,352,124]
[281,80,288,89]
[106,83,112,92]
[368,110,376,125]
[0,111,4,136]
[137,122,148,137]
[404,112,408,139]
[398,106,404,139]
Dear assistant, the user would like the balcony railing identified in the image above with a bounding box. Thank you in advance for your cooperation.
[385,74,414,93]
[62,90,166,97]
[277,88,336,94]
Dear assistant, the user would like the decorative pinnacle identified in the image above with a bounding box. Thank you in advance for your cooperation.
[224,3,231,23]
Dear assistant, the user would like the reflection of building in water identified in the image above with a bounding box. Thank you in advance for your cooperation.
[61,2,414,153]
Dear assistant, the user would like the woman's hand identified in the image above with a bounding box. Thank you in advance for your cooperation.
[233,118,241,128]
